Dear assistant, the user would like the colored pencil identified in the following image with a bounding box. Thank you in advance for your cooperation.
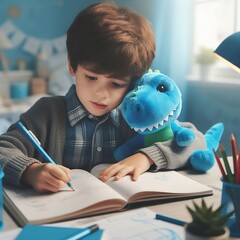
[230,133,237,181]
[155,214,186,226]
[213,149,226,179]
[236,146,240,184]
[219,143,234,183]
[65,224,99,240]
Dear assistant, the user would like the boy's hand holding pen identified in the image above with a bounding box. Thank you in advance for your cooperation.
[17,121,75,192]
[22,162,73,193]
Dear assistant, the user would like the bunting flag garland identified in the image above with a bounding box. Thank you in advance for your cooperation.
[0,20,16,34]
[39,40,53,56]
[0,20,66,56]
[23,37,41,55]
[11,29,25,46]
[52,36,67,53]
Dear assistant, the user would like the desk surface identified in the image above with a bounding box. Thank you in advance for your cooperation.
[2,157,238,239]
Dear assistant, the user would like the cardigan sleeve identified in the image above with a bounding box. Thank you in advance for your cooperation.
[138,122,206,170]
[0,96,66,186]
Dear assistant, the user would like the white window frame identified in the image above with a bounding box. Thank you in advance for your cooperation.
[189,0,240,83]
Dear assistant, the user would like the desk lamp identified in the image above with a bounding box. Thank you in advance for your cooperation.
[0,30,12,72]
[214,32,240,238]
[214,32,240,73]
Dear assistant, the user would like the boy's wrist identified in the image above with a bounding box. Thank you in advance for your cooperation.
[135,152,154,168]
[21,162,40,185]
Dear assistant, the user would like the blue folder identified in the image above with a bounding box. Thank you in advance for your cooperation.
[15,224,103,240]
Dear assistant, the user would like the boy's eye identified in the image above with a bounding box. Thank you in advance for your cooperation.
[112,82,125,88]
[86,75,97,81]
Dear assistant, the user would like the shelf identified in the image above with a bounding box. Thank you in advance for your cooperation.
[0,70,33,82]
[0,70,33,98]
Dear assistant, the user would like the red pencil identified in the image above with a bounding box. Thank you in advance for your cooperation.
[213,149,226,179]
[236,146,240,184]
[230,133,237,179]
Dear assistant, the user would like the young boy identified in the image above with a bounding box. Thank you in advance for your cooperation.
[0,2,205,193]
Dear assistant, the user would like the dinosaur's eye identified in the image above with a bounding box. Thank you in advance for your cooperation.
[157,84,167,92]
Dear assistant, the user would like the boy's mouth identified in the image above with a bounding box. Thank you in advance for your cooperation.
[91,102,107,109]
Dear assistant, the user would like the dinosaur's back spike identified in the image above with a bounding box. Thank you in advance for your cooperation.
[204,122,224,151]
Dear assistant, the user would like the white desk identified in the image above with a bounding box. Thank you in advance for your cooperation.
[1,158,239,239]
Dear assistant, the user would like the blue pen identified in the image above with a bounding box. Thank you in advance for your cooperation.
[155,214,186,226]
[65,224,99,240]
[17,121,75,191]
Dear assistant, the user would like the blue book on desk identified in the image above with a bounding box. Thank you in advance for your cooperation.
[15,224,103,240]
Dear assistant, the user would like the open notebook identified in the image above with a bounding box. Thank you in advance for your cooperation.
[3,164,212,226]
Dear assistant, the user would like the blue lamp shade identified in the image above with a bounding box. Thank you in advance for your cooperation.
[214,31,240,73]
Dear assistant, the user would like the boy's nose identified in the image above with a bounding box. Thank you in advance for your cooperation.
[95,86,108,98]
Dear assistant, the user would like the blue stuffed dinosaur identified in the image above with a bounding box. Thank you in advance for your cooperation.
[114,71,224,172]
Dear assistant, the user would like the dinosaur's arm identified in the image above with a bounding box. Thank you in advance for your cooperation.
[171,121,196,147]
[139,122,206,171]
[114,134,145,161]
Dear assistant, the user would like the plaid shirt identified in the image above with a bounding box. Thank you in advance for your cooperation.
[63,85,122,171]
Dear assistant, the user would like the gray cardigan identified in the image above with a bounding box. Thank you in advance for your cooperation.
[0,96,206,186]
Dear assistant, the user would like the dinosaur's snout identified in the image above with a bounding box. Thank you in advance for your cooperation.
[123,98,143,114]
[135,103,142,112]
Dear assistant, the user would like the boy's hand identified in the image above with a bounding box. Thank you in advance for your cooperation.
[22,163,71,193]
[99,153,154,182]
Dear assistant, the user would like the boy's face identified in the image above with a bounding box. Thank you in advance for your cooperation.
[70,65,132,116]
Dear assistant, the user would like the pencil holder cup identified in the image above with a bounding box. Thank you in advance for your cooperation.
[0,167,4,231]
[221,178,240,237]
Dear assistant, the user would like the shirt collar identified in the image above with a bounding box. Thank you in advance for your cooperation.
[65,84,120,127]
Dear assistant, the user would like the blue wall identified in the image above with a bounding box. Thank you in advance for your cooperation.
[0,0,99,70]
[0,0,163,72]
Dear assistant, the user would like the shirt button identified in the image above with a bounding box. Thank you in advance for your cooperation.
[97,147,102,152]
[88,114,93,119]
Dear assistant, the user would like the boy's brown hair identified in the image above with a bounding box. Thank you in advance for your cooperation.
[66,2,155,80]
